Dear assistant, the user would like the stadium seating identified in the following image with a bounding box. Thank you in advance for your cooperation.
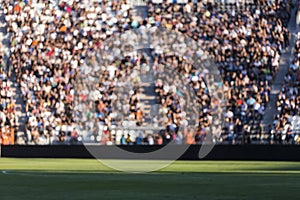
[146,0,291,144]
[271,31,300,144]
[0,0,297,145]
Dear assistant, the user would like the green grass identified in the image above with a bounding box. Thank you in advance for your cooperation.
[0,158,300,200]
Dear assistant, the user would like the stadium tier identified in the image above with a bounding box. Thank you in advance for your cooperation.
[0,0,299,145]
[271,30,300,144]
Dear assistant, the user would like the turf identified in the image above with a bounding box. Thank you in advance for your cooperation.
[0,158,300,200]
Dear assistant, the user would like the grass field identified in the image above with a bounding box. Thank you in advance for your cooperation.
[0,158,300,200]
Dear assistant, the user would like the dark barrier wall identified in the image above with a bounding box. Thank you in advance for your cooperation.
[2,145,300,161]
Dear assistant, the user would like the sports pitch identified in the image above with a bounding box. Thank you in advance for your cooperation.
[0,158,300,200]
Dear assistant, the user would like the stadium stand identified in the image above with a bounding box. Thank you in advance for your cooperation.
[2,0,140,144]
[271,31,300,144]
[146,0,292,143]
[0,0,299,145]
[0,51,15,145]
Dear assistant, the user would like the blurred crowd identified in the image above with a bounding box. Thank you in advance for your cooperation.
[0,0,298,145]
[146,0,292,143]
[153,53,219,143]
[2,0,144,144]
[271,32,300,144]
[0,50,17,145]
